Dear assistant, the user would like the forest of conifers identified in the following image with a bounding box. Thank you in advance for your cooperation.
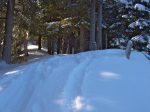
[0,0,150,63]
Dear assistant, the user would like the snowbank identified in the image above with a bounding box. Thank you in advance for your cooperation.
[0,49,150,112]
[21,42,38,50]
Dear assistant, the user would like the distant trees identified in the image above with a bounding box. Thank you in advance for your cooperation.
[0,0,114,63]
[1,0,44,63]
[0,0,149,63]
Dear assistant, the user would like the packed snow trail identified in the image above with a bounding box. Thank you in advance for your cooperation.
[0,49,150,112]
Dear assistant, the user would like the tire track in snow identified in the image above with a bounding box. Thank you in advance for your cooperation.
[62,57,92,112]
[0,57,59,112]
[22,56,79,112]
[0,63,40,112]
[0,55,93,112]
[21,56,64,112]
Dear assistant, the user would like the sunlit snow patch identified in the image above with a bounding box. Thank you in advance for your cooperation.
[100,72,120,79]
[72,96,94,111]
[0,86,3,92]
[5,70,19,75]
[72,96,84,111]
[55,99,64,106]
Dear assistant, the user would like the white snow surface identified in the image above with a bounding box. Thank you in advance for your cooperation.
[147,44,150,49]
[0,60,16,71]
[0,49,150,112]
[119,0,150,5]
[0,60,7,69]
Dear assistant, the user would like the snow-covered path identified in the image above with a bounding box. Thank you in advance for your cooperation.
[0,50,150,112]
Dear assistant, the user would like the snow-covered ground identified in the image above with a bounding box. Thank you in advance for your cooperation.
[0,49,150,112]
[0,60,8,69]
[0,60,17,72]
[21,43,49,63]
[0,44,48,74]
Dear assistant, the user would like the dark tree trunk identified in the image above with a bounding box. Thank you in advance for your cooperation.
[74,37,80,53]
[69,36,74,54]
[38,35,42,50]
[105,31,108,49]
[66,38,70,54]
[63,37,68,54]
[52,37,58,55]
[47,37,52,55]
[96,0,103,50]
[61,37,65,54]
[2,0,15,63]
[24,31,29,56]
[0,23,3,57]
[80,27,86,52]
[59,37,64,54]
[0,43,2,57]
[73,38,77,54]
[57,37,61,54]
[89,0,97,50]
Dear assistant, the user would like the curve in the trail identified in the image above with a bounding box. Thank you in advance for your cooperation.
[0,50,150,112]
[0,56,78,112]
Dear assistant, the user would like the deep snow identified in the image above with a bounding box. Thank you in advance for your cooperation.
[0,49,150,112]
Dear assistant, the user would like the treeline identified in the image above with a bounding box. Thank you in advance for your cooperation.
[0,0,150,63]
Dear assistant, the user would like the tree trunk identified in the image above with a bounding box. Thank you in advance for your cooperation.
[74,37,79,53]
[53,37,58,55]
[0,23,3,57]
[105,31,108,49]
[38,35,42,50]
[63,37,68,54]
[61,37,65,54]
[80,27,86,52]
[126,40,133,59]
[89,0,97,50]
[47,37,52,55]
[2,0,15,63]
[57,37,61,54]
[66,38,70,54]
[24,31,29,56]
[0,43,2,57]
[69,35,74,54]
[97,0,103,50]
